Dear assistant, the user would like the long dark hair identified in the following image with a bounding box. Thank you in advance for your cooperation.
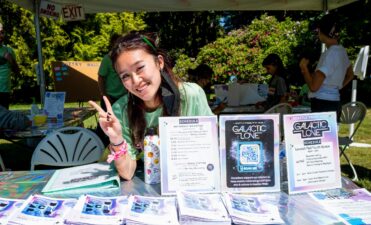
[110,32,181,148]
[262,53,289,90]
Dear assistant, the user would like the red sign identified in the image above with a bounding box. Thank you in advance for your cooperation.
[39,0,61,19]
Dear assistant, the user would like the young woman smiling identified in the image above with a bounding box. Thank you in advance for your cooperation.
[89,32,213,180]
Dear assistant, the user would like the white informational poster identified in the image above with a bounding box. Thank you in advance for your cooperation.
[43,91,66,120]
[308,188,371,225]
[239,83,268,105]
[283,112,341,194]
[159,116,220,195]
[219,114,280,193]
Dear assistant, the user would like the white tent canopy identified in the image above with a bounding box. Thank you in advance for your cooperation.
[10,0,356,12]
[7,0,357,103]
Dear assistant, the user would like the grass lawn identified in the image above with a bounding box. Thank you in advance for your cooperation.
[1,102,370,191]
[338,108,371,191]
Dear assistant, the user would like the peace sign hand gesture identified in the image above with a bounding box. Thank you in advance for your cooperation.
[88,96,124,145]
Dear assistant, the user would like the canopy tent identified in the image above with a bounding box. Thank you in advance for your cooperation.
[7,0,357,103]
[10,0,357,12]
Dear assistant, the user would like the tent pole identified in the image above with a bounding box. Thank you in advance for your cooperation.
[322,0,328,53]
[33,0,46,105]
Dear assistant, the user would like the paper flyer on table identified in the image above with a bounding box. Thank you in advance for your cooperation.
[223,192,284,224]
[283,112,341,194]
[8,194,76,225]
[159,116,220,195]
[0,197,24,225]
[64,194,128,225]
[308,188,371,225]
[219,114,280,193]
[176,191,230,222]
[41,163,120,196]
[126,195,179,225]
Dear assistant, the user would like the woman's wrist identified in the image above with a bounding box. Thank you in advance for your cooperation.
[107,140,128,163]
[110,137,124,146]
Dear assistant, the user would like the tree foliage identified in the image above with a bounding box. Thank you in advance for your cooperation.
[1,0,371,104]
[144,11,223,58]
[0,0,146,102]
[176,14,310,84]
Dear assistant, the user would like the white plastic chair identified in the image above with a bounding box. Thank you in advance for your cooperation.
[265,103,293,140]
[265,102,293,114]
[30,127,104,170]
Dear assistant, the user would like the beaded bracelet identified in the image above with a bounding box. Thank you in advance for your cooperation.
[107,140,128,163]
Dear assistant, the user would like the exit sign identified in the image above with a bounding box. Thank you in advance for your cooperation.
[62,4,85,21]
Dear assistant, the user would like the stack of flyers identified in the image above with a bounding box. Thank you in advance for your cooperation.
[7,195,76,225]
[223,193,284,224]
[64,195,128,225]
[0,198,24,225]
[126,195,179,225]
[308,188,371,225]
[176,191,231,225]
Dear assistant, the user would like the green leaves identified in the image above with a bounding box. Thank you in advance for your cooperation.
[177,14,309,84]
[0,2,146,99]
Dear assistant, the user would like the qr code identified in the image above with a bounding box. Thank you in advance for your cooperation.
[239,144,260,165]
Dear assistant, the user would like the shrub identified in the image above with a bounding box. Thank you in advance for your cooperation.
[175,14,310,84]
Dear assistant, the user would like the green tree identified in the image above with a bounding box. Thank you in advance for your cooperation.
[144,11,223,58]
[1,0,146,102]
[69,12,146,61]
[186,14,309,84]
[1,0,40,102]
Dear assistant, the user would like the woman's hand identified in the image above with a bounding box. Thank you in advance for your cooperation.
[88,96,123,145]
[89,96,136,180]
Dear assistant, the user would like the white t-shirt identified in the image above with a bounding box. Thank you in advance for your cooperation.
[309,45,350,101]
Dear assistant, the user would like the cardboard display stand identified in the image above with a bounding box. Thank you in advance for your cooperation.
[51,61,101,102]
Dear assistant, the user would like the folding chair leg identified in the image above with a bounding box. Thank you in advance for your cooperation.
[342,152,358,181]
[0,154,5,171]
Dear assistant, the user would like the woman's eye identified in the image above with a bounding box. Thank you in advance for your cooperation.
[137,66,144,73]
[120,74,130,81]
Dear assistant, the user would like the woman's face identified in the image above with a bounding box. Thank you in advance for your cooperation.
[264,64,277,76]
[115,49,164,109]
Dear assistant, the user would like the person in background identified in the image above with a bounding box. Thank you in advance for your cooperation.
[89,32,213,180]
[0,105,30,130]
[256,53,288,110]
[97,34,128,146]
[299,14,354,121]
[188,64,213,98]
[188,64,228,114]
[0,23,20,109]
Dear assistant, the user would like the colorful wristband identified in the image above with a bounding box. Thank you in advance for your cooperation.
[107,140,128,163]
